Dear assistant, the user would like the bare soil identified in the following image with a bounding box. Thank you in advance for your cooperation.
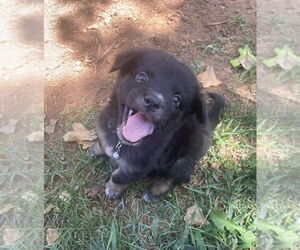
[45,0,256,119]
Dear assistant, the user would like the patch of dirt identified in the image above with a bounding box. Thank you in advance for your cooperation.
[45,0,256,119]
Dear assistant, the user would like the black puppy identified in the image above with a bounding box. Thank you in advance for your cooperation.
[91,48,225,202]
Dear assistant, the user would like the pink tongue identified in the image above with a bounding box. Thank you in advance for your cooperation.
[123,112,154,142]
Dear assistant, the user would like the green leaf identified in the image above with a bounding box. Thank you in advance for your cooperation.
[210,210,256,247]
[230,44,256,70]
[107,219,117,250]
[256,220,300,248]
[239,230,256,248]
[263,44,300,70]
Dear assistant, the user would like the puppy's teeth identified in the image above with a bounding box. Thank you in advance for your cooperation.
[128,109,133,117]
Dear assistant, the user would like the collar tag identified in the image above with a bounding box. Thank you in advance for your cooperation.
[112,141,122,159]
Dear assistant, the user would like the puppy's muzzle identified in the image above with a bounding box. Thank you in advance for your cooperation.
[144,94,163,110]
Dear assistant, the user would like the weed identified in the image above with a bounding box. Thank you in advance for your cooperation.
[190,59,204,74]
[202,42,225,55]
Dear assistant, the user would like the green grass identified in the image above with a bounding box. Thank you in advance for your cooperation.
[257,102,300,249]
[44,103,256,249]
[0,115,44,249]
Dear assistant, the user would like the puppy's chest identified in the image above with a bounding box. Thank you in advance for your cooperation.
[113,140,177,169]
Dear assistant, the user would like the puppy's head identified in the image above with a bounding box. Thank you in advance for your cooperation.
[110,48,207,145]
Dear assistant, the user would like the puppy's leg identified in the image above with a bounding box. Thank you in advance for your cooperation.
[105,169,128,200]
[143,178,176,202]
[143,158,195,202]
[89,140,105,157]
[105,168,147,200]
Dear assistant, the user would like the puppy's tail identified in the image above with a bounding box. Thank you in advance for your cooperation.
[207,92,226,130]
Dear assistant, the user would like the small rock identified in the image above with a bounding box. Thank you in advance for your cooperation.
[181,15,188,22]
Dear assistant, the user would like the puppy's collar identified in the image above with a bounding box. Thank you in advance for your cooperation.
[112,140,122,159]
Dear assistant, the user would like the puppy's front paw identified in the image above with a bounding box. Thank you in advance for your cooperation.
[89,142,104,158]
[105,187,123,200]
[105,183,124,200]
[143,192,158,203]
[143,178,176,202]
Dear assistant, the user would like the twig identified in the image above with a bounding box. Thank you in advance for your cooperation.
[96,44,116,64]
[96,39,126,65]
[204,21,227,26]
[147,14,158,25]
[95,43,101,75]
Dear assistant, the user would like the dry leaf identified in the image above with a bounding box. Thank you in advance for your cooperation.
[44,204,57,214]
[3,228,23,245]
[63,123,96,149]
[46,228,60,245]
[184,205,209,226]
[59,191,70,201]
[0,204,15,215]
[197,66,222,88]
[26,131,44,142]
[234,83,255,101]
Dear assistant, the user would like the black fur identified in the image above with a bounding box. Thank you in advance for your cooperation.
[95,48,225,201]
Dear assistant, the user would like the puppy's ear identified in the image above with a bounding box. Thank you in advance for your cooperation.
[192,93,208,125]
[109,50,139,73]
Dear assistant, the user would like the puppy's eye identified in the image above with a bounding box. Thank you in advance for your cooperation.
[172,95,181,107]
[135,72,148,82]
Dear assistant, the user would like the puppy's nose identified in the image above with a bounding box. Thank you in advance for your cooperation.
[144,95,162,109]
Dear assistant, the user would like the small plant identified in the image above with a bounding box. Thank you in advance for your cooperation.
[234,15,247,25]
[202,42,225,55]
[231,44,256,70]
[190,59,204,74]
[238,66,256,85]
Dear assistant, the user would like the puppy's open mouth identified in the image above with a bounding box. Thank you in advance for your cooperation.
[121,107,154,143]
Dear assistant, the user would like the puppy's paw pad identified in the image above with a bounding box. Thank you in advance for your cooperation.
[104,187,123,200]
